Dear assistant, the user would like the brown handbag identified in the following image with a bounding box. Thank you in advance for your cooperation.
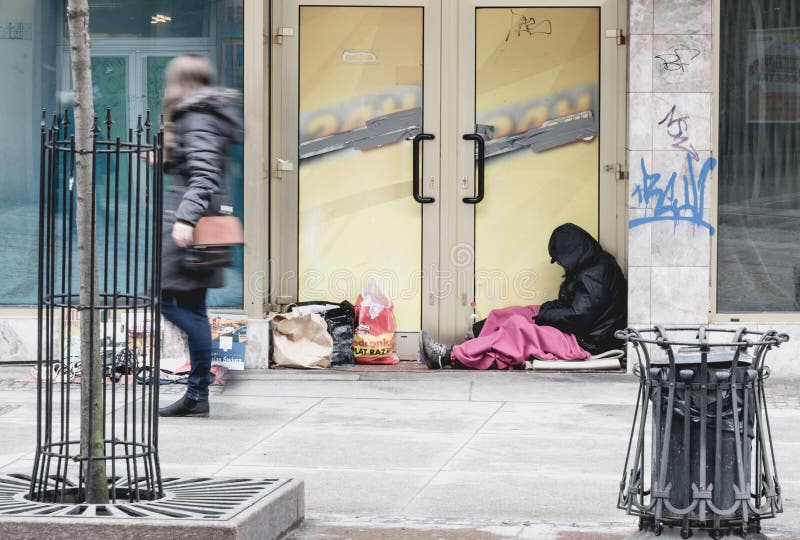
[193,215,244,247]
[182,202,244,271]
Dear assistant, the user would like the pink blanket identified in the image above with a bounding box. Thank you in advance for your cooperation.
[452,305,591,370]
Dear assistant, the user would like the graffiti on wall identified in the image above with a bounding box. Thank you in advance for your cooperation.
[505,9,553,41]
[629,102,715,234]
[629,153,717,234]
[658,104,700,161]
[655,47,701,73]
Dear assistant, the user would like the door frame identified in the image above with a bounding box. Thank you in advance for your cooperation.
[438,0,623,342]
[272,0,443,357]
[270,0,626,346]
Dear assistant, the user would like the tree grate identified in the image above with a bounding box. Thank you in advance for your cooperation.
[0,474,287,520]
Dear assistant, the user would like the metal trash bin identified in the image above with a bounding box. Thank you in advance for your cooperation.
[616,326,786,538]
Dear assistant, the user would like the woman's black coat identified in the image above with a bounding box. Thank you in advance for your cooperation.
[535,223,627,354]
[161,87,243,292]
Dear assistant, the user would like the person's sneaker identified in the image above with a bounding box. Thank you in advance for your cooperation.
[419,331,449,370]
[158,396,210,417]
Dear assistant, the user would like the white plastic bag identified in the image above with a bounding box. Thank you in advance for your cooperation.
[359,276,392,319]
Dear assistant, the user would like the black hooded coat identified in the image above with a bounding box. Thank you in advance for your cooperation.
[535,223,627,354]
[161,87,243,292]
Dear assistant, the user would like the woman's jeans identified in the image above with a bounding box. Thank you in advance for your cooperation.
[161,289,214,402]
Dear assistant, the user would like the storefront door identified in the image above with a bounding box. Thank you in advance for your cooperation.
[448,0,621,342]
[274,0,620,353]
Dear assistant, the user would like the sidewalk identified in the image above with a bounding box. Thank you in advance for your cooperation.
[1,365,798,539]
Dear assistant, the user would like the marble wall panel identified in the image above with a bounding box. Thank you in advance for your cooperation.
[651,266,710,324]
[652,33,712,92]
[651,220,711,267]
[629,34,654,93]
[630,0,654,34]
[628,209,652,267]
[628,93,655,151]
[653,0,712,35]
[652,92,712,151]
[628,267,652,324]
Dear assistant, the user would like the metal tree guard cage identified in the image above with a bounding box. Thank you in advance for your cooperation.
[32,108,165,503]
[617,326,787,538]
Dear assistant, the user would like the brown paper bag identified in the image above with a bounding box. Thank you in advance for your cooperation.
[271,312,333,369]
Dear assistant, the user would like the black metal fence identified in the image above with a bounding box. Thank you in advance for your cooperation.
[617,326,786,538]
[32,108,164,503]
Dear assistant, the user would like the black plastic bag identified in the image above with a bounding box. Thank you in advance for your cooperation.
[325,301,356,365]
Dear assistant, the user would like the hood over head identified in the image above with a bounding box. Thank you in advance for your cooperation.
[547,223,603,274]
[173,87,243,144]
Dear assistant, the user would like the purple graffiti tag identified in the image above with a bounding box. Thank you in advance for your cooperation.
[629,153,717,234]
[658,105,700,162]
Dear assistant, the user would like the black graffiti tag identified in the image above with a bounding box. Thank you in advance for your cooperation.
[655,48,701,73]
[505,9,552,42]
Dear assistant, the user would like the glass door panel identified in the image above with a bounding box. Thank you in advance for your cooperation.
[472,7,600,315]
[297,6,425,331]
[92,56,129,133]
[146,56,173,126]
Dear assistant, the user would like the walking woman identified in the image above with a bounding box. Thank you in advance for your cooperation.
[158,55,243,417]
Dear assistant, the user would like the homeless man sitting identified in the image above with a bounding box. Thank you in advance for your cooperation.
[419,223,627,370]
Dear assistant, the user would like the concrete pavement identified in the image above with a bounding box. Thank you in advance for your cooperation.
[1,365,798,539]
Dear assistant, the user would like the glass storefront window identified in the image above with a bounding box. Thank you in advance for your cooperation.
[0,0,245,307]
[0,1,59,305]
[86,0,212,38]
[718,0,800,313]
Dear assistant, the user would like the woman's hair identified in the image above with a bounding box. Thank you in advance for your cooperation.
[162,54,216,157]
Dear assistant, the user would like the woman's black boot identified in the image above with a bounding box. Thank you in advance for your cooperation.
[159,396,210,417]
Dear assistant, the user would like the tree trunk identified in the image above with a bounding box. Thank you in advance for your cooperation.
[67,0,107,504]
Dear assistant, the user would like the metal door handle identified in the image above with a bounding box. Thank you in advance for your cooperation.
[412,133,435,204]
[462,133,485,204]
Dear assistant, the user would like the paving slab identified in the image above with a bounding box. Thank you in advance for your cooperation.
[288,397,502,434]
[478,401,634,435]
[235,370,362,381]
[441,432,626,476]
[230,426,472,472]
[286,514,648,539]
[224,378,474,401]
[401,470,622,522]
[157,395,322,466]
[469,372,638,404]
[223,466,433,515]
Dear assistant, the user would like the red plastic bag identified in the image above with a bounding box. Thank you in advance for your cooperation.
[353,277,398,365]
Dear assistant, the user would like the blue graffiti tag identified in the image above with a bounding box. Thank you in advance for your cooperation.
[629,153,717,234]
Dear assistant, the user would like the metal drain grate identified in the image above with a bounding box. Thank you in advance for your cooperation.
[0,474,287,520]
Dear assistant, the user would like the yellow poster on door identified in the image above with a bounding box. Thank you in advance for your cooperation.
[298,7,424,331]
[474,7,600,313]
